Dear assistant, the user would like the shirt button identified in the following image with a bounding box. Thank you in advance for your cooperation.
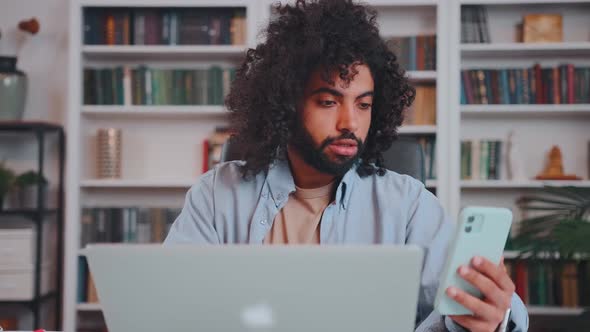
[277,193,284,201]
[260,219,267,225]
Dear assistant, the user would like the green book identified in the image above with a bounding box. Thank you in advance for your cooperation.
[537,262,547,306]
[172,69,182,105]
[480,140,488,180]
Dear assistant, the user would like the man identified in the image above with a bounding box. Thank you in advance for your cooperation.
[165,0,528,331]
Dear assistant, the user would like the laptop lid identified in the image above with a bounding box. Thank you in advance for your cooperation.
[84,244,423,332]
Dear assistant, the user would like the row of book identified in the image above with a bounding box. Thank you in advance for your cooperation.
[404,84,436,126]
[385,35,437,71]
[84,7,247,46]
[460,140,502,180]
[80,207,182,248]
[418,137,437,181]
[461,65,590,105]
[461,5,490,44]
[505,259,590,307]
[83,66,235,106]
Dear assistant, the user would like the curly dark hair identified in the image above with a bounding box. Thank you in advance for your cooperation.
[226,0,415,178]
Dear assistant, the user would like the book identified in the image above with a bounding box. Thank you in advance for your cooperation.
[83,7,247,46]
[460,64,590,105]
[83,66,236,106]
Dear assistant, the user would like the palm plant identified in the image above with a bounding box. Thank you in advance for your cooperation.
[512,186,590,259]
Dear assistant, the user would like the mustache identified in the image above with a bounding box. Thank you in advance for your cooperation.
[319,132,363,150]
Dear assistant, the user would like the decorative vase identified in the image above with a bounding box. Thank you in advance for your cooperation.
[97,128,122,178]
[0,56,28,121]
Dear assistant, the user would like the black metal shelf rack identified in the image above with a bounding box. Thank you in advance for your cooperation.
[0,121,64,330]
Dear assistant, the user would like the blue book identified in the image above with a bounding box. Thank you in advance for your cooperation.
[460,81,467,105]
[77,256,87,303]
[501,69,510,104]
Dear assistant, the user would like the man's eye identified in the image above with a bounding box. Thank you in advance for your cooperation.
[359,103,372,110]
[319,100,336,107]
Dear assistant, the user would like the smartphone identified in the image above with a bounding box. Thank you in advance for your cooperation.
[434,206,513,316]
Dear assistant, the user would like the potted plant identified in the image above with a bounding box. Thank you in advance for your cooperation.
[0,161,15,210]
[513,186,590,259]
[10,170,48,209]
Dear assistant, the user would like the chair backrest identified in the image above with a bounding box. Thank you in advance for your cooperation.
[220,136,244,163]
[381,137,426,184]
[220,136,426,184]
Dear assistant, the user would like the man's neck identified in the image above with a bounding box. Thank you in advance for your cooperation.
[286,145,337,189]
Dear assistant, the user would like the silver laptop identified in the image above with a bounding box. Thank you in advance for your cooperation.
[84,244,423,332]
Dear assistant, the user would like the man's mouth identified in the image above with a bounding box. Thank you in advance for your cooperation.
[327,139,358,157]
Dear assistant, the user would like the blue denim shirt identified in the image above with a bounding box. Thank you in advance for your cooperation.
[164,159,529,332]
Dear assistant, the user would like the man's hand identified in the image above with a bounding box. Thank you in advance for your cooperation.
[447,256,515,332]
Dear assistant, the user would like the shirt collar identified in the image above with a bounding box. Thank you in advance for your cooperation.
[266,158,359,209]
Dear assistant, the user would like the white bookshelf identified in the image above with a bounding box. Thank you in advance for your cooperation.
[448,0,590,216]
[65,1,258,331]
[449,1,590,324]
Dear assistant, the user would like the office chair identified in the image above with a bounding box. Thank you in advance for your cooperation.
[220,136,426,184]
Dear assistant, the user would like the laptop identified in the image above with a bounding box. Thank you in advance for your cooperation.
[83,244,423,332]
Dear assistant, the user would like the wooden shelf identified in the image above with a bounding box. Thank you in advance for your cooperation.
[461,104,590,117]
[461,180,590,189]
[80,179,195,189]
[81,105,228,118]
[461,42,590,57]
[398,125,437,134]
[82,45,246,60]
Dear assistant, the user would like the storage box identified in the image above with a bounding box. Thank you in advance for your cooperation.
[0,264,55,300]
[0,220,57,267]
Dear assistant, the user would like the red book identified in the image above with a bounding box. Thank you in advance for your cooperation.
[462,70,474,104]
[417,36,425,71]
[202,140,210,174]
[515,261,529,304]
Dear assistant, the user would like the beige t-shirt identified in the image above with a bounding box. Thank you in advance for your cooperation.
[263,181,336,244]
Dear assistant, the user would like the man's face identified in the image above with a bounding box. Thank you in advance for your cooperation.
[290,64,374,176]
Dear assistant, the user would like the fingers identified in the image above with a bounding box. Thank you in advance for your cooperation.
[471,256,515,294]
[446,286,502,322]
[457,265,507,308]
[448,315,491,332]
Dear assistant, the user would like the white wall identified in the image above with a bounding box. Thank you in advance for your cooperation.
[1,0,69,123]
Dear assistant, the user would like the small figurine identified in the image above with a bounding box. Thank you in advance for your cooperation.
[535,145,581,180]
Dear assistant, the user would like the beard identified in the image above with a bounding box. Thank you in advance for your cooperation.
[290,122,364,176]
